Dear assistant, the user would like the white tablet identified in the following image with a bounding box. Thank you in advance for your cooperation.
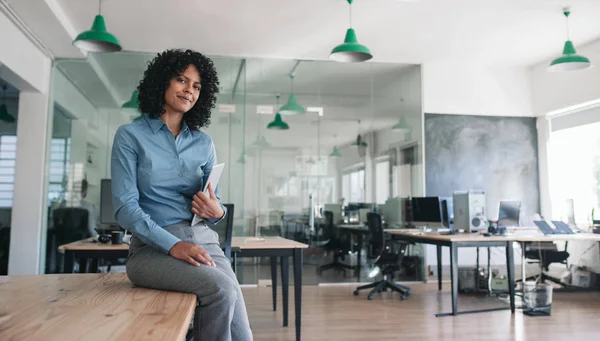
[192,163,225,226]
[203,163,225,194]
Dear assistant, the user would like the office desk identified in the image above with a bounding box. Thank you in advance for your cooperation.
[0,273,195,341]
[385,230,517,317]
[59,236,308,341]
[231,237,308,341]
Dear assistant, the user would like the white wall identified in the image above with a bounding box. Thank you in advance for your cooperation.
[0,9,51,94]
[9,92,51,275]
[422,61,533,117]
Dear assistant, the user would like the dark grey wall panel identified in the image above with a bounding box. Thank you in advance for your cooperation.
[425,114,539,225]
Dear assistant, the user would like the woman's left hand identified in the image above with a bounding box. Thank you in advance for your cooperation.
[192,183,224,220]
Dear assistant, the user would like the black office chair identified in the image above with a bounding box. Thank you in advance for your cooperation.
[354,212,411,300]
[317,211,355,275]
[51,207,90,273]
[207,203,234,261]
[524,242,570,285]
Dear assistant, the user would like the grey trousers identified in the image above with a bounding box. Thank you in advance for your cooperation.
[126,222,253,341]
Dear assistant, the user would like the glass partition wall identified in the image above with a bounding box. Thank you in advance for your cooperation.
[42,52,424,284]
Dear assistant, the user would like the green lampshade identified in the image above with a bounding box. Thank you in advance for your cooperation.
[330,28,372,62]
[122,90,139,109]
[548,41,592,72]
[251,136,271,149]
[351,135,367,148]
[392,116,412,132]
[73,15,122,52]
[267,113,290,130]
[279,94,305,115]
[329,146,342,158]
[0,104,16,123]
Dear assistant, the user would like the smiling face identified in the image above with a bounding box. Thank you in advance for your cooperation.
[163,64,201,115]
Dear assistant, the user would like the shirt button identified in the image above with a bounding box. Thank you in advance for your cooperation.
[174,155,178,159]
[178,173,183,177]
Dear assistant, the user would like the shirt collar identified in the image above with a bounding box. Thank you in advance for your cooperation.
[145,115,165,134]
[145,115,191,135]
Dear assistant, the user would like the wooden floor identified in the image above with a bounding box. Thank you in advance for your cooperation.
[242,283,600,341]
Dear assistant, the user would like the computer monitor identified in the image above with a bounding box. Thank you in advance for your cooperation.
[100,179,118,226]
[498,200,521,227]
[411,197,442,225]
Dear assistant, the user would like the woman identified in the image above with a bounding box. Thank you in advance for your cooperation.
[111,49,253,341]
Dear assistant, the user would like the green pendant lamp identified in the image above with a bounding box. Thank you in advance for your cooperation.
[73,0,122,53]
[267,95,290,130]
[237,152,246,164]
[548,7,591,72]
[279,75,305,115]
[330,0,372,62]
[122,90,139,109]
[351,120,367,148]
[0,85,16,123]
[392,98,412,133]
[329,146,342,158]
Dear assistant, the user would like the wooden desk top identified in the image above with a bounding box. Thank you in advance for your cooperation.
[336,224,367,231]
[385,229,600,243]
[0,273,195,341]
[60,236,308,251]
[231,236,308,249]
[59,238,129,251]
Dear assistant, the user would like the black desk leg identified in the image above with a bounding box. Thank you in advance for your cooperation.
[281,255,289,327]
[64,250,74,273]
[436,245,442,291]
[506,242,516,313]
[293,248,302,341]
[89,259,99,273]
[232,253,237,274]
[356,233,363,280]
[271,256,277,312]
[78,258,88,273]
[450,243,458,315]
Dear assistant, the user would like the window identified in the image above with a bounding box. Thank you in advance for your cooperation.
[342,167,365,204]
[0,136,17,208]
[375,159,390,204]
[47,138,71,206]
[548,121,600,223]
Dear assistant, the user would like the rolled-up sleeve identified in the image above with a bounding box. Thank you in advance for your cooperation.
[111,127,180,254]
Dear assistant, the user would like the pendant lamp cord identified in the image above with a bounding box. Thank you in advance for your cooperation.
[98,0,102,15]
[564,8,571,40]
[349,1,353,28]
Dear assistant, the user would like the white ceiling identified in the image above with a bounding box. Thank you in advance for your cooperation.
[9,0,599,66]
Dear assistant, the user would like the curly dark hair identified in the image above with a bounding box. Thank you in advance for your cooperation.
[137,49,220,130]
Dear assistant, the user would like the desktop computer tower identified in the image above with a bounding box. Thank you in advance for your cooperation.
[453,191,486,233]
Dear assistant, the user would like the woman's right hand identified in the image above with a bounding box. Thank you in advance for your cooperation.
[169,241,216,267]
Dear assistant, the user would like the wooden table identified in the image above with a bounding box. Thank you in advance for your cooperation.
[230,237,308,341]
[59,236,308,341]
[0,273,195,341]
[386,229,600,317]
[385,230,517,317]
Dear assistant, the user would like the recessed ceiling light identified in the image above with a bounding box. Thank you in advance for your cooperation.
[256,105,274,115]
[307,107,324,116]
[218,104,236,113]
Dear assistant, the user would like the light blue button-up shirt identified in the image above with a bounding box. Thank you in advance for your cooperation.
[111,115,226,254]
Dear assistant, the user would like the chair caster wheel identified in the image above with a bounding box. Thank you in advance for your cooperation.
[400,295,407,300]
[367,296,373,300]
[353,290,359,296]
